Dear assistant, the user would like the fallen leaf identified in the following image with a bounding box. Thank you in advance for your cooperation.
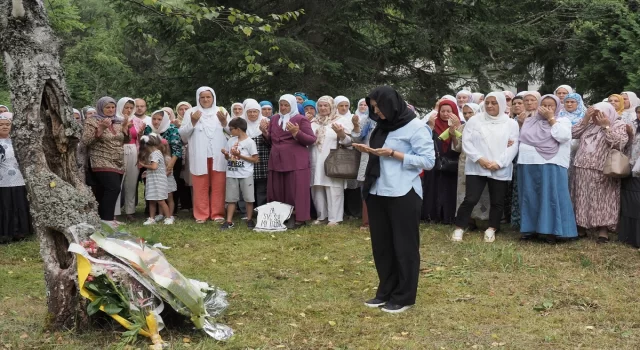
[585,326,595,330]
[299,312,306,317]
[19,333,28,339]
[183,337,191,343]
[210,259,217,263]
[328,321,336,326]
[7,271,13,274]
[364,237,371,241]
[401,332,409,336]
[49,181,56,188]
[276,346,285,349]
[323,256,329,260]
[288,323,298,327]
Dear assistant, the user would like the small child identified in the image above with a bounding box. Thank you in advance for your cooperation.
[220,118,259,229]
[138,134,173,225]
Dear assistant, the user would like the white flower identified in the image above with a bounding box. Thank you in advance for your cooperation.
[90,265,107,277]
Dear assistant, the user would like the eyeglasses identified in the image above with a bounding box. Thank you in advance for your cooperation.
[506,97,512,102]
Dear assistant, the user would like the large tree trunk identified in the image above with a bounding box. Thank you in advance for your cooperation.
[0,0,101,330]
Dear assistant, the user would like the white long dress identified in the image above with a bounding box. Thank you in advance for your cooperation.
[309,115,354,223]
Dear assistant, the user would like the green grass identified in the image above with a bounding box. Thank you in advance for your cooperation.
[3,215,640,349]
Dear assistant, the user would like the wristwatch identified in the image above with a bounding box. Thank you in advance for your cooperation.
[389,150,395,157]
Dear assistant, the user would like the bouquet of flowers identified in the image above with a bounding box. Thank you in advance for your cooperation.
[69,228,233,348]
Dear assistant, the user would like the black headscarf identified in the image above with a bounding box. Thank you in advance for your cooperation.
[362,86,416,200]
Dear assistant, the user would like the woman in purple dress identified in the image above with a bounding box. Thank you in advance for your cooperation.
[260,94,317,229]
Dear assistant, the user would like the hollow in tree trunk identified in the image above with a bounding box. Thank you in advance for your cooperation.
[0,0,101,330]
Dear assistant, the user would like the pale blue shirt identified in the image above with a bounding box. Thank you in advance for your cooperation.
[369,118,435,198]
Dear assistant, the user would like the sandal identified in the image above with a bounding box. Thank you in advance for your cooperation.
[196,219,207,224]
[597,236,609,244]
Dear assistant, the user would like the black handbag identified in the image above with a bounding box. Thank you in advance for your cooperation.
[434,138,458,173]
[324,138,361,179]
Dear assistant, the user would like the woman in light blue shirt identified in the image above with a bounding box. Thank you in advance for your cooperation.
[352,86,435,314]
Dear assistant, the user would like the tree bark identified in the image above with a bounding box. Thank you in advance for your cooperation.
[0,0,101,330]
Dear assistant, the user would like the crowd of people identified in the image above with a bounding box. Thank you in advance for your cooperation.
[2,85,640,313]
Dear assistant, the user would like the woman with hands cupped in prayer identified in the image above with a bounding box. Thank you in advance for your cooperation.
[517,95,577,243]
[352,86,435,314]
[179,86,231,224]
[261,94,316,229]
[571,102,629,243]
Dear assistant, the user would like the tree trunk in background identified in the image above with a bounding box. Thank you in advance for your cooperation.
[0,0,101,330]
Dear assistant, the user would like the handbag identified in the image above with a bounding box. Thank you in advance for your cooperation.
[324,138,361,179]
[435,138,458,173]
[603,139,630,178]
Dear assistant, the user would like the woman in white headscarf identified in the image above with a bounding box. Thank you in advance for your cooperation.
[310,96,354,226]
[621,91,640,125]
[554,85,573,104]
[456,90,474,109]
[0,105,9,113]
[114,97,144,221]
[452,92,519,243]
[242,99,270,207]
[260,94,317,229]
[230,102,244,119]
[472,93,485,104]
[179,86,230,223]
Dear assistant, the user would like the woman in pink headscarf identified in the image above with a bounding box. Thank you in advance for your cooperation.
[571,102,629,243]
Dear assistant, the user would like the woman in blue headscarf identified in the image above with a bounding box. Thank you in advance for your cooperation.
[259,101,273,118]
[302,100,316,120]
[294,92,309,105]
[559,93,586,126]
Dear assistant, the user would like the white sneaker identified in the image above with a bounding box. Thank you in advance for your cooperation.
[163,216,175,225]
[484,228,496,243]
[451,228,464,242]
[154,215,165,222]
[143,218,156,226]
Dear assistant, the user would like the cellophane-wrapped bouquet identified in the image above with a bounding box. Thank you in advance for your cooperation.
[68,227,233,348]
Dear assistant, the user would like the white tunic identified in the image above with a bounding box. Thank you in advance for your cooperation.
[179,107,230,176]
[310,115,354,188]
[517,117,572,168]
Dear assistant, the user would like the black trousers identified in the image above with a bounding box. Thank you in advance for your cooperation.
[93,171,123,221]
[365,189,422,306]
[455,175,509,230]
[173,160,192,212]
[254,178,268,207]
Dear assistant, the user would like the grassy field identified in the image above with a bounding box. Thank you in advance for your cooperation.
[2,213,640,350]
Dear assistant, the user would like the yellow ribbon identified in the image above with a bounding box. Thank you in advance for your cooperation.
[75,254,163,344]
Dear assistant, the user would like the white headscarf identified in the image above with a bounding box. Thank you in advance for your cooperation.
[278,94,298,130]
[242,99,266,138]
[623,91,640,113]
[554,85,574,96]
[334,96,352,118]
[462,102,481,116]
[150,109,171,134]
[116,97,135,122]
[192,86,222,138]
[477,92,510,162]
[230,102,244,119]
[456,90,474,105]
[471,93,485,103]
[355,98,369,124]
[0,105,10,113]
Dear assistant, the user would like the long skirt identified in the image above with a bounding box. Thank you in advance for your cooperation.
[618,177,640,247]
[571,167,620,230]
[0,186,31,242]
[267,169,311,222]
[422,169,458,224]
[518,164,577,238]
